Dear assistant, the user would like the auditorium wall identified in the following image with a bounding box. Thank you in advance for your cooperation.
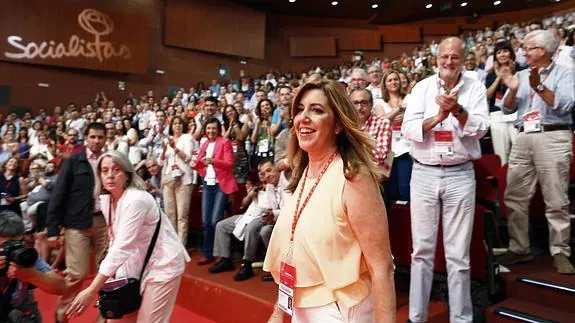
[1,0,573,112]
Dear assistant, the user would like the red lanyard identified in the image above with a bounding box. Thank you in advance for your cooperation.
[290,151,338,242]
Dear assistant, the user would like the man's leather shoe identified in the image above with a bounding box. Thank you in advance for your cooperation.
[261,273,274,282]
[197,257,215,266]
[209,258,235,274]
[233,261,254,281]
[498,251,533,266]
[554,253,575,274]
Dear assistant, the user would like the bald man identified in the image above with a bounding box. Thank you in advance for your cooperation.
[402,37,489,323]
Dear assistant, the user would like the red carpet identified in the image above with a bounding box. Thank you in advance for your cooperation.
[36,289,214,323]
[177,252,449,323]
[35,253,449,322]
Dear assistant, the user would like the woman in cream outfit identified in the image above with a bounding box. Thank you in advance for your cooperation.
[160,116,195,244]
[264,80,396,323]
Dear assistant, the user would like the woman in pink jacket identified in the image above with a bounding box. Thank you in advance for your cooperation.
[194,117,238,265]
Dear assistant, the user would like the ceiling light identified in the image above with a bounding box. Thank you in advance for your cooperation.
[461,2,468,6]
[331,1,338,5]
[493,0,501,5]
[289,0,295,3]
[371,3,379,8]
[425,3,433,9]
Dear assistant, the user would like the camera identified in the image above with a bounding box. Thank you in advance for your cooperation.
[0,239,38,276]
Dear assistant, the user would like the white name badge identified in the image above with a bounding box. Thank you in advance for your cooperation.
[434,130,454,156]
[523,110,541,133]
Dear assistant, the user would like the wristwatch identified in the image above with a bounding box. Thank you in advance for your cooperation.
[452,104,464,117]
[536,84,545,92]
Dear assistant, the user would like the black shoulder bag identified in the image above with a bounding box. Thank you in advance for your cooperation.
[97,203,161,319]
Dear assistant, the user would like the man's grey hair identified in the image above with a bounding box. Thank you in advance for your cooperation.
[367,64,382,73]
[94,150,146,197]
[524,29,559,56]
[351,68,369,81]
[0,210,25,238]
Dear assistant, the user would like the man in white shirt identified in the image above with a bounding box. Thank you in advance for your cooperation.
[366,65,383,100]
[66,109,87,142]
[402,37,489,323]
[145,110,170,159]
[209,159,285,281]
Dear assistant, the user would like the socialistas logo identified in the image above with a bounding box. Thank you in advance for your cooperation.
[4,9,131,62]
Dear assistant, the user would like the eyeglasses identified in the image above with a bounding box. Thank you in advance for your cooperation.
[525,46,542,51]
[352,100,370,106]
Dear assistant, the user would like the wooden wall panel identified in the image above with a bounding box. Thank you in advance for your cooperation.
[164,0,266,59]
[421,24,459,36]
[0,0,148,74]
[338,30,381,50]
[380,26,422,43]
[289,37,337,57]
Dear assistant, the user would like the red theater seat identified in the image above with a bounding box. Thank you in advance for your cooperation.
[388,203,488,281]
[474,154,502,209]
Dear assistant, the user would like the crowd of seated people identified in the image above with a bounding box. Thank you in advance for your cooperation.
[0,10,573,322]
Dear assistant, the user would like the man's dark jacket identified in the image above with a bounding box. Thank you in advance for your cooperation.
[46,149,96,238]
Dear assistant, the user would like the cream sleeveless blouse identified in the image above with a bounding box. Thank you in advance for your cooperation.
[263,156,370,308]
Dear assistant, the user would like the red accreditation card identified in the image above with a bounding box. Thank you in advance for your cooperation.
[278,261,296,316]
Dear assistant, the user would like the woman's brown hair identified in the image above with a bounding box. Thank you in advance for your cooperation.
[380,69,407,103]
[286,80,382,193]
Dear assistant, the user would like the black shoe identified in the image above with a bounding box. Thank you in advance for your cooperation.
[208,258,235,273]
[233,261,254,281]
[261,273,274,282]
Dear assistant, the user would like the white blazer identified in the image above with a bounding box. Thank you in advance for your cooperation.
[99,188,190,293]
[162,133,195,185]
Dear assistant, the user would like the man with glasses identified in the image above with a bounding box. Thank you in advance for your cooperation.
[349,68,369,92]
[367,65,384,100]
[498,29,575,274]
[350,89,392,176]
[402,37,489,323]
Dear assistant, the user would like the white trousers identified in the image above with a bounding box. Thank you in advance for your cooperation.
[409,162,475,323]
[490,111,518,165]
[108,275,183,323]
[292,293,374,323]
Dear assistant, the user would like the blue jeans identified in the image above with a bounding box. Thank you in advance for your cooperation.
[201,183,228,259]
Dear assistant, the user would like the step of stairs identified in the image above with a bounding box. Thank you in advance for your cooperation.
[485,299,575,322]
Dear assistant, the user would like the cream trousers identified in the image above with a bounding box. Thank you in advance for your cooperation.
[292,293,374,323]
[163,178,193,244]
